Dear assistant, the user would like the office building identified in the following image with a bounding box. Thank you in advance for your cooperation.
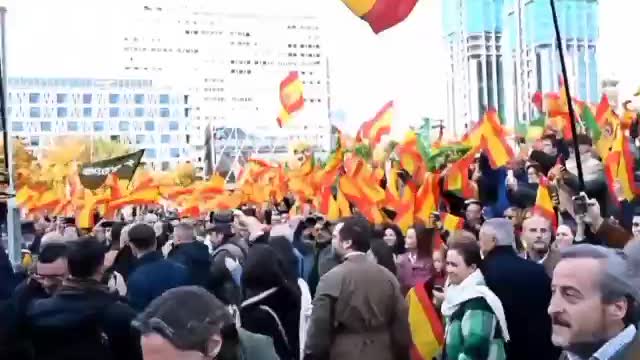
[118,1,331,180]
[503,0,599,124]
[442,0,505,136]
[7,77,192,171]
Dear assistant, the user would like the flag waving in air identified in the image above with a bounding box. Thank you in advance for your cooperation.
[276,71,304,128]
[357,101,393,147]
[341,0,419,34]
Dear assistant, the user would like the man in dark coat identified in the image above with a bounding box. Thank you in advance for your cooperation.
[167,222,212,288]
[24,237,141,360]
[126,223,190,312]
[207,221,246,306]
[478,218,560,360]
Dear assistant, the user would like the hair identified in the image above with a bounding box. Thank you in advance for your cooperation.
[338,216,372,253]
[38,243,68,264]
[109,222,125,251]
[128,223,157,251]
[448,230,477,246]
[561,244,640,325]
[66,236,106,278]
[412,224,435,259]
[525,162,543,175]
[482,218,515,247]
[40,232,64,248]
[448,240,482,268]
[269,235,300,283]
[382,223,406,255]
[368,239,397,275]
[175,222,194,241]
[541,133,556,144]
[522,215,553,232]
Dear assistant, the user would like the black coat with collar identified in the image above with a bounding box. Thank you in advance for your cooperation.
[480,246,561,360]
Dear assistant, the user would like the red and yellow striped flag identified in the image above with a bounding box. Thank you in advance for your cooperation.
[341,0,418,34]
[533,176,556,227]
[441,212,464,233]
[276,71,304,128]
[357,101,393,147]
[395,182,416,234]
[605,127,639,203]
[407,284,444,360]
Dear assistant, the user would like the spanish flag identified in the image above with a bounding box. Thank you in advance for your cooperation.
[341,0,418,34]
[276,71,304,128]
[533,176,557,227]
[406,284,444,360]
[605,127,639,203]
[395,182,416,234]
[357,101,393,147]
[477,111,514,169]
[441,212,464,233]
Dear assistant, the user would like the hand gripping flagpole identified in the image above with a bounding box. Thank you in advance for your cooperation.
[549,0,585,191]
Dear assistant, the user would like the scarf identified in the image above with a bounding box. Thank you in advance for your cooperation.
[59,277,111,295]
[441,269,510,341]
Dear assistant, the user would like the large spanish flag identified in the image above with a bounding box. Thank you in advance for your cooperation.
[342,0,418,34]
[357,101,393,147]
[406,284,444,360]
[276,71,304,128]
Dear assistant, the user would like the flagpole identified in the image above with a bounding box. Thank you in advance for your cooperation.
[549,0,585,191]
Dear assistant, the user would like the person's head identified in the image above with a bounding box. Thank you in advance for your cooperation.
[555,224,574,250]
[269,235,300,283]
[40,231,64,248]
[446,240,482,285]
[120,224,132,248]
[382,224,405,254]
[62,226,79,242]
[367,239,397,275]
[175,223,195,244]
[522,215,553,256]
[526,163,542,184]
[447,230,477,247]
[66,236,107,280]
[35,243,68,294]
[134,286,234,360]
[405,224,434,258]
[632,215,640,241]
[154,221,164,238]
[242,243,287,292]
[209,223,233,247]
[541,134,558,157]
[549,245,640,356]
[568,134,593,157]
[502,207,520,227]
[479,218,515,256]
[108,222,125,251]
[94,227,107,243]
[464,201,483,222]
[332,216,371,258]
[433,247,445,273]
[128,223,158,257]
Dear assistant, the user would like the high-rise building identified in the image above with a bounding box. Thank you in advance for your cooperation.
[7,77,192,171]
[118,1,331,180]
[442,0,505,136]
[503,0,599,124]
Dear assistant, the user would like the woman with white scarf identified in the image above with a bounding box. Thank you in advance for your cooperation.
[441,240,509,360]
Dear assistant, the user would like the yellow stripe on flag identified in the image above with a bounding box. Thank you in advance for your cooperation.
[341,0,377,17]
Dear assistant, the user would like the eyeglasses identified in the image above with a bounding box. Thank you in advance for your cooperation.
[33,273,66,282]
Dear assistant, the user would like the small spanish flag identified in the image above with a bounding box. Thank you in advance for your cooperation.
[357,101,393,147]
[441,212,464,233]
[533,176,556,227]
[276,71,304,128]
[342,0,418,34]
[407,283,444,360]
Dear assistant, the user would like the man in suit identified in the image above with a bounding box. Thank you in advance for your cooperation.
[304,216,410,360]
[479,218,560,360]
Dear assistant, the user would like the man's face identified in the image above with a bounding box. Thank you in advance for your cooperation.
[542,139,557,156]
[527,167,539,184]
[549,258,625,351]
[331,223,346,258]
[465,204,482,222]
[522,216,552,254]
[35,258,68,295]
[141,333,220,360]
[503,208,518,225]
[632,216,640,241]
[478,227,496,256]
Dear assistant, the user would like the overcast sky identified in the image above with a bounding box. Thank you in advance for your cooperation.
[3,0,637,136]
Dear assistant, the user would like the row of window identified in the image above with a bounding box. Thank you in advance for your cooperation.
[124,46,199,54]
[230,69,252,74]
[26,107,172,118]
[287,44,321,49]
[12,120,181,132]
[27,93,170,105]
[287,53,322,58]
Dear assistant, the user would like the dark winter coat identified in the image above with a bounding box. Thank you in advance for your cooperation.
[167,240,212,288]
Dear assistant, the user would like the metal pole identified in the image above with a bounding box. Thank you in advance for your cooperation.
[549,0,584,191]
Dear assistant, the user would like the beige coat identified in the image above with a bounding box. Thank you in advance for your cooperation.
[304,253,411,360]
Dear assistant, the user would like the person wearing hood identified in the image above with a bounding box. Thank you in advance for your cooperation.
[168,222,212,288]
[24,237,141,360]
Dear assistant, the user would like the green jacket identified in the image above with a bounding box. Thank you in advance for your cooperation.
[238,328,279,360]
[444,297,506,360]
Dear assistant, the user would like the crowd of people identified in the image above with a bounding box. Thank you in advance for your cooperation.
[0,128,640,360]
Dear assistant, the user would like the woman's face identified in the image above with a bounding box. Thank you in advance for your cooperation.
[433,251,443,273]
[446,249,476,285]
[405,228,417,250]
[383,228,397,247]
[555,225,574,249]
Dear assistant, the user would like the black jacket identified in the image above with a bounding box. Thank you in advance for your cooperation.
[480,246,560,360]
[24,280,141,360]
[0,247,16,301]
[168,241,212,288]
[209,238,246,306]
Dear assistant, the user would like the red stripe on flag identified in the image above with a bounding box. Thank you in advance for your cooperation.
[414,284,445,345]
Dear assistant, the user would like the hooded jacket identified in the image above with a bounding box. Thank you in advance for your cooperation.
[168,240,212,288]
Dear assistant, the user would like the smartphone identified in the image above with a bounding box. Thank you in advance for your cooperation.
[100,221,115,228]
[431,212,441,223]
[573,193,588,216]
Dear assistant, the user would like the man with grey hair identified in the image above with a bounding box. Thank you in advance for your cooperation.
[479,218,560,360]
[550,244,640,359]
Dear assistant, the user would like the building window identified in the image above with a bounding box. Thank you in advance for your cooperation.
[119,121,129,131]
[30,136,39,147]
[162,161,170,171]
[159,94,169,104]
[93,121,105,132]
[136,134,145,144]
[160,108,170,117]
[41,121,52,132]
[83,94,92,104]
[169,121,179,131]
[11,121,23,132]
[56,93,67,104]
[83,107,92,117]
[144,121,154,131]
[170,148,180,158]
[30,107,41,118]
[29,93,40,104]
[109,94,120,104]
[161,134,170,143]
[109,107,120,118]
[134,107,144,117]
[67,121,79,131]
[145,148,156,159]
[134,94,144,104]
[57,107,68,118]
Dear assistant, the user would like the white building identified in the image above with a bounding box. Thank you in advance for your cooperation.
[118,1,331,179]
[7,77,192,171]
